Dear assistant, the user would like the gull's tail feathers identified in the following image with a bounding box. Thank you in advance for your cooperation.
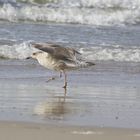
[85,61,95,66]
[77,61,95,68]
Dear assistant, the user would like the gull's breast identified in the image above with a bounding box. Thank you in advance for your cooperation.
[37,54,57,70]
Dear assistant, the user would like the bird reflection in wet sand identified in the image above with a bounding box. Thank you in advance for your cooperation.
[28,43,95,88]
[34,90,70,120]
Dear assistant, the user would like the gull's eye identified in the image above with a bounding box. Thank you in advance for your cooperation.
[33,53,36,55]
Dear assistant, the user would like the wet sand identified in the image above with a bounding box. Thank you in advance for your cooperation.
[0,59,140,139]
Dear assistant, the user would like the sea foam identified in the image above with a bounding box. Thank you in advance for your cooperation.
[80,46,140,62]
[0,41,35,59]
[0,42,140,62]
[0,0,140,26]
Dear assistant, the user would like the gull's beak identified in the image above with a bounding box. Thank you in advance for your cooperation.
[26,57,31,59]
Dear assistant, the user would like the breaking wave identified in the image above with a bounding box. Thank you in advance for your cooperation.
[0,0,140,26]
[80,46,140,62]
[0,41,140,62]
[0,41,35,59]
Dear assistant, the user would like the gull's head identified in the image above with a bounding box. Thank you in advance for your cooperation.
[31,52,41,59]
[26,52,43,60]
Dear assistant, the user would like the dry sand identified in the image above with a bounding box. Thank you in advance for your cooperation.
[0,121,140,140]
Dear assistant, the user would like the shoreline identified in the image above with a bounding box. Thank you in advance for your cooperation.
[0,120,140,140]
[0,60,140,130]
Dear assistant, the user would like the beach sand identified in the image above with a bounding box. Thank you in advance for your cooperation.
[0,59,140,139]
[0,121,140,140]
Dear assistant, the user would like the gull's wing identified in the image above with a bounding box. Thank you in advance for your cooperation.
[32,43,81,61]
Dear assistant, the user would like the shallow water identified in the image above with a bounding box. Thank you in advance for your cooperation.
[0,22,140,62]
[0,60,140,129]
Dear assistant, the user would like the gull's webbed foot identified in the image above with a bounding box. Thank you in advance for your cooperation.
[46,77,56,83]
[62,82,67,89]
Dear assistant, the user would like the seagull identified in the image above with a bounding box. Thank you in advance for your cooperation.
[28,43,95,88]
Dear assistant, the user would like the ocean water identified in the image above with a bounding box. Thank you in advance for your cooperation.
[0,0,140,62]
[0,0,140,128]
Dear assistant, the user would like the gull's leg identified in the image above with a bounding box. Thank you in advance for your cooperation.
[59,71,62,78]
[62,71,67,89]
[64,87,67,97]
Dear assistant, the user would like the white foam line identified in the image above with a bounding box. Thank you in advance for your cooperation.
[71,131,104,135]
[134,134,140,137]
